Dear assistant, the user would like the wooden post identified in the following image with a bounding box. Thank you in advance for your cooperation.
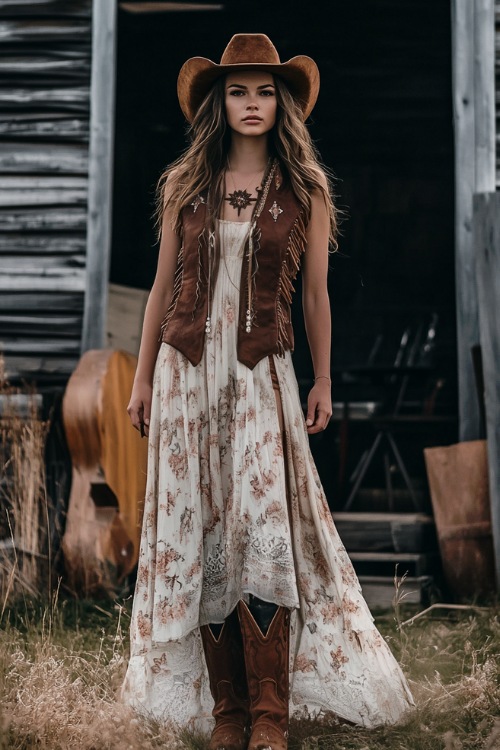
[473,191,500,591]
[451,0,495,440]
[81,0,117,352]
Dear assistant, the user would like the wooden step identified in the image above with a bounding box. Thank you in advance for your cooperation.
[332,511,437,553]
[358,575,433,609]
[349,487,429,513]
[348,551,438,578]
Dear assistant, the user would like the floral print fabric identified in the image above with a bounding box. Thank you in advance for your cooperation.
[122,220,414,729]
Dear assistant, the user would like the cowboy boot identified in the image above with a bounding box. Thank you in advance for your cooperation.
[200,608,250,750]
[237,598,291,750]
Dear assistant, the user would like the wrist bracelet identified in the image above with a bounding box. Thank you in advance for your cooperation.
[314,375,331,383]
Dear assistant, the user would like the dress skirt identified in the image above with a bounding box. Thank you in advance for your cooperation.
[121,219,414,729]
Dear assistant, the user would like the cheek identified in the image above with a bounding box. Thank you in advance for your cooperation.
[267,100,277,126]
[225,97,237,126]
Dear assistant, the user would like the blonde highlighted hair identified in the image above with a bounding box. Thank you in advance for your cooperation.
[154,75,341,251]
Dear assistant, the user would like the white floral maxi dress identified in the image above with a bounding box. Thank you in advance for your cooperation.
[121,219,414,729]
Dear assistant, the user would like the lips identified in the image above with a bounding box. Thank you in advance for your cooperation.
[242,116,263,122]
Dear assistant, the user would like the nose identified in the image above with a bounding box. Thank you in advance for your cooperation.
[246,97,258,110]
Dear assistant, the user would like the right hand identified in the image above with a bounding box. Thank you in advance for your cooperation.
[127,381,152,438]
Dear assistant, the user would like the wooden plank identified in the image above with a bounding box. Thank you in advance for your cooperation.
[332,512,436,553]
[0,255,85,270]
[0,189,87,207]
[473,191,500,592]
[120,2,224,11]
[81,0,117,352]
[0,117,89,140]
[2,355,78,382]
[0,274,85,292]
[0,21,91,43]
[0,207,87,231]
[451,0,496,440]
[0,339,81,355]
[0,292,84,311]
[0,235,85,253]
[348,551,437,577]
[475,0,496,190]
[0,1,91,18]
[106,283,149,356]
[0,143,88,173]
[0,313,82,335]
[0,89,89,112]
[358,575,432,609]
[0,57,90,78]
[452,0,478,440]
[0,393,43,419]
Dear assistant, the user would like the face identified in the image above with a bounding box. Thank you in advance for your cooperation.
[224,71,277,136]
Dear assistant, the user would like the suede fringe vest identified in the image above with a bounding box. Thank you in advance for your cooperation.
[160,161,307,370]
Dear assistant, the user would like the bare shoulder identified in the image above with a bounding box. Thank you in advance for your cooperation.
[162,167,179,204]
[311,166,329,191]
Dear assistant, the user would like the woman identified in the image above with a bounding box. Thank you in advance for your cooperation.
[122,33,414,750]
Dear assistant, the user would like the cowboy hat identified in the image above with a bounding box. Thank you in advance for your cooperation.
[177,33,320,123]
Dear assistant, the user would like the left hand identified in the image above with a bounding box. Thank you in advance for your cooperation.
[305,380,332,434]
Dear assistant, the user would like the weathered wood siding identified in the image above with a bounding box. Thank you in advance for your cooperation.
[451,0,495,441]
[0,0,91,384]
[473,192,500,592]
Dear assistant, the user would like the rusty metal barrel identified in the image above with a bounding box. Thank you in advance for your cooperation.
[424,440,496,598]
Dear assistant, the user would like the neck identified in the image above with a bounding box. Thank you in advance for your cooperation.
[227,133,270,173]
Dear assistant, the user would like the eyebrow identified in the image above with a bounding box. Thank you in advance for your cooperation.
[226,83,275,90]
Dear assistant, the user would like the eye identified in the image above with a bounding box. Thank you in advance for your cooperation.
[228,90,244,96]
[260,90,275,96]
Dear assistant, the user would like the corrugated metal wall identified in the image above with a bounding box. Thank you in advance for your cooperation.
[0,0,91,384]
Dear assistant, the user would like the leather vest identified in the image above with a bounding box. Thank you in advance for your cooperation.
[160,161,307,369]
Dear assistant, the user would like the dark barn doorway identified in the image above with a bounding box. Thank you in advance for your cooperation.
[110,0,457,510]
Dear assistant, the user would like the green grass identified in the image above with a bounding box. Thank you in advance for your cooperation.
[0,593,499,750]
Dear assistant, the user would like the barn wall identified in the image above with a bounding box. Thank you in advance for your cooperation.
[0,0,91,385]
[496,0,500,185]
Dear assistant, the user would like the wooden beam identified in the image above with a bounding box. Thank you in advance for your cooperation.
[80,0,117,352]
[474,0,496,190]
[119,2,223,12]
[451,0,495,440]
[473,191,500,591]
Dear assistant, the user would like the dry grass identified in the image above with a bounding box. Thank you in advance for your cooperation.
[0,594,499,750]
[0,359,51,607]
[1,365,499,748]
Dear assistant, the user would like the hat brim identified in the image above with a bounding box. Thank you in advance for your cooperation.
[177,55,320,123]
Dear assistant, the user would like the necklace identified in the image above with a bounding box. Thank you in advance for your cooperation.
[225,161,265,216]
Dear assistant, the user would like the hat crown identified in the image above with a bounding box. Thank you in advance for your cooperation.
[220,34,281,66]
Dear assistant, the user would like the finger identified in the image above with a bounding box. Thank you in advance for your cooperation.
[128,404,143,432]
[307,409,330,434]
[305,397,318,428]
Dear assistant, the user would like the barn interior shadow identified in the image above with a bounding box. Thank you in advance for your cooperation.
[110,0,457,512]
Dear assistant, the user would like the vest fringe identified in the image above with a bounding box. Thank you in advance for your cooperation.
[193,227,207,319]
[159,242,184,340]
[276,208,307,356]
[248,225,261,328]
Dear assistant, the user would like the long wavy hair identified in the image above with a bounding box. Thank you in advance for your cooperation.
[154,75,341,251]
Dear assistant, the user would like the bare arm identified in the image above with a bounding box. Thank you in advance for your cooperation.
[302,177,333,434]
[127,206,181,435]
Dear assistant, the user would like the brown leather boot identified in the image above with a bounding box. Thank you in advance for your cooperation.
[200,608,250,750]
[237,600,290,750]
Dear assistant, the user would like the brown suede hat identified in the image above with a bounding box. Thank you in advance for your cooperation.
[177,33,320,123]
